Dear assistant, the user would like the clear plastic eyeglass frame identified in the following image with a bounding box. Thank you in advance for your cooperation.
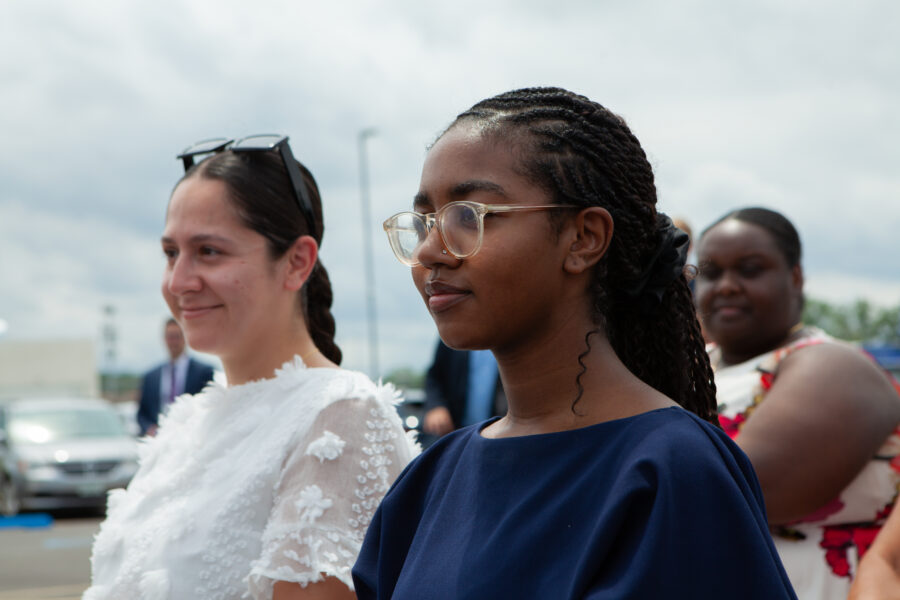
[383,200,577,266]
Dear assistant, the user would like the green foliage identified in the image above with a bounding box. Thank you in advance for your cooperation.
[803,298,900,344]
[383,368,425,390]
[100,373,141,394]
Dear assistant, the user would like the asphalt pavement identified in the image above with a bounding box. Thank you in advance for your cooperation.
[0,512,99,600]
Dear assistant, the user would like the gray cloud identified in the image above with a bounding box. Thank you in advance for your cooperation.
[0,0,897,378]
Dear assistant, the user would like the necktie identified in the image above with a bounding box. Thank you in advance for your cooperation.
[168,362,177,405]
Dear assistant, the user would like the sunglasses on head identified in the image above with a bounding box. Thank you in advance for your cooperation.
[177,134,315,234]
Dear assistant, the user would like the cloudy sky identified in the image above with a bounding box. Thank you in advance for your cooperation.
[1,0,898,378]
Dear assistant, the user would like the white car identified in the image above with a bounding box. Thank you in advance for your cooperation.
[0,397,139,516]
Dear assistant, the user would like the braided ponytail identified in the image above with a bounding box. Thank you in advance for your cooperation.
[450,87,718,425]
[304,262,342,364]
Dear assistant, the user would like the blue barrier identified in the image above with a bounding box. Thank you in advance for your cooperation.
[864,345,900,370]
[0,513,54,529]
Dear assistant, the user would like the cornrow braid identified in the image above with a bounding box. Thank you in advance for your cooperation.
[451,87,718,424]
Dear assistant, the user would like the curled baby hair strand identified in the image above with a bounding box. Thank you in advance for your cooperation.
[571,328,601,416]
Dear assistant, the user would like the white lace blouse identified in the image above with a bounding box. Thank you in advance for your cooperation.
[84,357,419,600]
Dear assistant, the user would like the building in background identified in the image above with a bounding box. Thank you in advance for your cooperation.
[0,338,99,398]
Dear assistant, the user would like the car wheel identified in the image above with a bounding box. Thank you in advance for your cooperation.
[0,475,21,517]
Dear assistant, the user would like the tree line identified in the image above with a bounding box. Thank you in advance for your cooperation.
[803,298,900,345]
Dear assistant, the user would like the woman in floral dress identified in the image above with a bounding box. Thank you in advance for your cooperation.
[695,206,900,600]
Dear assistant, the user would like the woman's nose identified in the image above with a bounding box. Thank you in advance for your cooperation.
[415,226,458,269]
[165,254,202,294]
[715,270,741,295]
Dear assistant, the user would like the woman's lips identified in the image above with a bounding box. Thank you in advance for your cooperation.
[180,305,221,319]
[425,281,470,313]
[712,305,747,320]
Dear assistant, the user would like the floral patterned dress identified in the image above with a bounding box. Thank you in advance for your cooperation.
[712,327,900,600]
[84,357,419,600]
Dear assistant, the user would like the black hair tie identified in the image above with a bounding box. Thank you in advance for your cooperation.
[622,213,689,314]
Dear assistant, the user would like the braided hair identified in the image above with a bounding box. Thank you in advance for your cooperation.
[182,150,342,365]
[447,87,717,424]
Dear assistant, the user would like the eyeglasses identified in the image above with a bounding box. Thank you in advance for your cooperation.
[383,201,577,266]
[176,134,315,234]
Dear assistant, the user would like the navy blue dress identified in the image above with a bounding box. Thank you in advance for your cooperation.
[352,407,796,599]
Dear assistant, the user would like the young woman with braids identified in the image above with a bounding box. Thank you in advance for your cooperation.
[85,136,417,600]
[352,89,796,598]
[695,207,900,600]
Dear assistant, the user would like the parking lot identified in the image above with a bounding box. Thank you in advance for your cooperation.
[0,511,99,599]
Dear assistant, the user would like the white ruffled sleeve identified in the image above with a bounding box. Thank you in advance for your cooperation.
[247,388,418,598]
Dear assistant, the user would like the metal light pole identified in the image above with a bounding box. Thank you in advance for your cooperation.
[101,305,118,398]
[358,128,380,378]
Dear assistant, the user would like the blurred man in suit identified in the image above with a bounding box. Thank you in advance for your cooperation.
[422,340,505,437]
[137,318,215,436]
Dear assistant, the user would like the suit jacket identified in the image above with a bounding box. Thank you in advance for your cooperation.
[424,341,505,429]
[137,357,215,435]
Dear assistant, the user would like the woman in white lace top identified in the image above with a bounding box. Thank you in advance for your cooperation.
[85,135,418,600]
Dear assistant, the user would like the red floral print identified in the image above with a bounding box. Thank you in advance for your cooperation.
[819,503,895,577]
[820,526,852,577]
[718,413,746,439]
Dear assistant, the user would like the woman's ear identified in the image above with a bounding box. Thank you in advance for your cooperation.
[790,263,804,309]
[563,207,614,274]
[283,235,319,291]
[791,263,804,291]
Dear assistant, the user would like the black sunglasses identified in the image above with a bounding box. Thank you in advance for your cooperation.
[177,134,316,235]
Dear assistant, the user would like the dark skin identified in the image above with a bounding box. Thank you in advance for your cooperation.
[696,219,900,524]
[695,219,803,365]
[412,124,676,439]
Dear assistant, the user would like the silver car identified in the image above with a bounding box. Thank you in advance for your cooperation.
[0,397,139,516]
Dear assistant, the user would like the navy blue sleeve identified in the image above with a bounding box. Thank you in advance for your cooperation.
[581,417,796,599]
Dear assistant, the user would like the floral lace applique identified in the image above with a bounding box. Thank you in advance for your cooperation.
[87,362,418,600]
[295,485,334,526]
[306,431,346,463]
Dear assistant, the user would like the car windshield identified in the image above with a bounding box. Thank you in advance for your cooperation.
[9,406,126,444]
